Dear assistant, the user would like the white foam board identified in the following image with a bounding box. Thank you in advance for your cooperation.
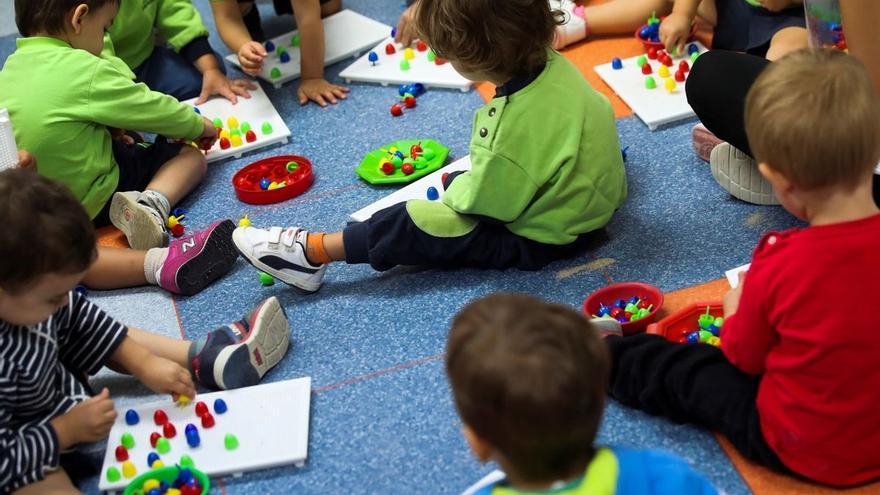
[594,43,708,130]
[340,38,472,92]
[225,10,391,89]
[183,84,291,163]
[349,155,472,223]
[725,263,750,288]
[98,377,312,492]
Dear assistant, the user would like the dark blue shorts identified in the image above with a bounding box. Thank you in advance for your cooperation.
[713,0,806,55]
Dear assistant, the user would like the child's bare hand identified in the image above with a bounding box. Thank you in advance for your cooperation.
[51,388,116,448]
[394,4,419,46]
[298,78,350,107]
[197,116,219,150]
[238,41,267,75]
[723,272,747,317]
[15,150,37,171]
[759,0,797,12]
[197,69,257,105]
[109,128,135,145]
[659,11,692,56]
[134,354,197,399]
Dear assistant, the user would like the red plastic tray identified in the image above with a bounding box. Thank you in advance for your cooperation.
[582,282,664,336]
[232,155,314,205]
[646,301,723,343]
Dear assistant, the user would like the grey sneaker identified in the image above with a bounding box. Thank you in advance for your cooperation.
[710,143,780,205]
[109,191,168,249]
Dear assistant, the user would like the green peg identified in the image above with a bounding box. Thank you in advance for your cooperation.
[399,59,411,71]
[403,157,415,166]
[291,35,301,47]
[422,147,436,160]
[261,122,273,134]
[427,49,436,62]
[414,156,428,170]
[276,46,287,57]
[241,122,251,133]
[121,432,135,450]
[648,10,660,25]
[212,118,223,128]
[156,437,170,454]
[286,161,299,172]
[636,55,647,67]
[230,128,242,137]
[106,466,121,482]
[714,317,724,328]
[630,313,640,322]
[698,330,713,343]
[637,308,651,319]
[179,455,194,468]
[270,67,282,79]
[644,76,657,89]
[259,272,275,286]
[390,155,403,167]
[690,52,700,64]
[224,433,239,451]
[624,303,639,313]
[698,306,715,329]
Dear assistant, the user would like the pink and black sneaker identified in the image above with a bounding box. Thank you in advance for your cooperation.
[159,219,239,296]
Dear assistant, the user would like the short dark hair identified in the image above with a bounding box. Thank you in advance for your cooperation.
[15,0,119,37]
[414,0,563,78]
[446,293,610,482]
[0,170,96,293]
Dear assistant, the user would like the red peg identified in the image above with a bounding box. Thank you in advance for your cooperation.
[678,60,689,73]
[115,445,129,462]
[245,130,257,143]
[219,137,231,150]
[154,409,168,426]
[403,96,416,109]
[641,63,652,75]
[441,172,449,183]
[385,43,396,55]
[434,57,446,66]
[390,103,403,117]
[163,422,177,438]
[623,311,633,319]
[150,432,161,448]
[170,223,185,238]
[836,39,847,50]
[415,41,427,52]
[661,55,673,67]
[674,70,686,82]
[647,47,658,60]
[380,161,395,175]
[401,163,414,175]
[180,485,201,495]
[201,413,216,429]
[195,401,209,417]
[410,144,422,158]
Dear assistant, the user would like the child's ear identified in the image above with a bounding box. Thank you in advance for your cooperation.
[462,425,493,463]
[69,4,91,34]
[758,162,793,193]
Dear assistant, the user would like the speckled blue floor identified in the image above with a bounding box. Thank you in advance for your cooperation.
[0,0,804,493]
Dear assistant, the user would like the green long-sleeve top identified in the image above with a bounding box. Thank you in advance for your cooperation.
[408,51,627,245]
[106,0,212,69]
[0,37,205,218]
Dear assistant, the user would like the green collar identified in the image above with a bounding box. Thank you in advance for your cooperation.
[16,36,73,50]
[492,448,619,495]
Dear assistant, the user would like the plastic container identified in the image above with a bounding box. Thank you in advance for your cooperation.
[804,0,844,50]
[0,109,19,171]
[582,282,664,335]
[122,466,210,495]
[646,301,723,343]
[634,23,697,51]
[232,155,314,205]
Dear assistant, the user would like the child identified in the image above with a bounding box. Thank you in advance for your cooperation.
[207,0,349,107]
[607,49,880,487]
[0,170,291,494]
[232,0,627,292]
[448,293,717,495]
[104,0,255,103]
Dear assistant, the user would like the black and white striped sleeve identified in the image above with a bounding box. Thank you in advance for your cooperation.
[0,362,60,493]
[56,292,128,376]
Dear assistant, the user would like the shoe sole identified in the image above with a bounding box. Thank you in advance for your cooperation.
[692,126,721,163]
[174,220,239,296]
[710,144,780,206]
[213,296,290,389]
[109,192,166,250]
[232,229,322,293]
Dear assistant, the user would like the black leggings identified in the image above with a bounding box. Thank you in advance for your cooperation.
[685,50,880,205]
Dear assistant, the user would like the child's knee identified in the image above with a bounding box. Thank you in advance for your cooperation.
[321,0,342,17]
[767,27,808,60]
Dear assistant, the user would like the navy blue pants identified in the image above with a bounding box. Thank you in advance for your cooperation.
[343,203,602,271]
[133,46,227,101]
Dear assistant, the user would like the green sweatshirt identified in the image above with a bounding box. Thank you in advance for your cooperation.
[408,51,627,245]
[0,37,205,218]
[106,0,211,69]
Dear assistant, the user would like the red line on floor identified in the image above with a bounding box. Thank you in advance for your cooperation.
[171,295,187,340]
[313,353,446,394]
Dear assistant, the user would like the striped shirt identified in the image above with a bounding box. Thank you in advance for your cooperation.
[0,291,126,493]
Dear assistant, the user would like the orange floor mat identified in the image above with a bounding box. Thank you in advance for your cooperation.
[96,225,128,249]
[661,280,880,494]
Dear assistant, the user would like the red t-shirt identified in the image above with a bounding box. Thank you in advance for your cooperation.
[722,214,880,487]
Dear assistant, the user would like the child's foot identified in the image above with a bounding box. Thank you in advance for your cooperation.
[692,123,723,162]
[552,2,588,49]
[191,296,290,390]
[232,226,326,292]
[158,220,240,296]
[110,191,168,250]
[710,143,780,205]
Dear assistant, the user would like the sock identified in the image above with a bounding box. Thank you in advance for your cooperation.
[306,232,331,264]
[144,247,169,285]
[138,190,171,223]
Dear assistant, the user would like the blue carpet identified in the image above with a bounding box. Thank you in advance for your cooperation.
[0,0,804,492]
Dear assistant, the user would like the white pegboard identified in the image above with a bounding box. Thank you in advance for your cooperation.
[225,10,390,89]
[98,378,311,492]
[0,108,18,171]
[182,85,290,163]
[594,43,708,130]
[339,38,472,92]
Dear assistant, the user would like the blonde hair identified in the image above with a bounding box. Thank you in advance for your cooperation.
[745,49,880,190]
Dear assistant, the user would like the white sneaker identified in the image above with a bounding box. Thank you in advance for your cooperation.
[710,143,780,205]
[232,226,327,292]
[109,191,168,250]
[551,0,587,49]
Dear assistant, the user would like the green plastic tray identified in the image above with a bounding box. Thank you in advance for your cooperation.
[122,466,210,495]
[355,139,449,185]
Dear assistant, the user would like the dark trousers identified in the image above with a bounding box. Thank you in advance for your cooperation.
[343,203,601,271]
[686,49,880,206]
[133,46,227,102]
[606,333,789,472]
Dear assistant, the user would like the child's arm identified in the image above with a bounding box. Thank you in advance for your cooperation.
[208,0,267,76]
[841,0,880,92]
[394,1,419,46]
[659,0,699,55]
[291,0,350,106]
[49,388,117,450]
[720,268,776,375]
[106,335,197,399]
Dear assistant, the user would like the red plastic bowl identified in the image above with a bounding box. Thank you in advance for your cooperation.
[582,282,664,335]
[647,301,722,343]
[634,23,698,51]
[232,155,314,205]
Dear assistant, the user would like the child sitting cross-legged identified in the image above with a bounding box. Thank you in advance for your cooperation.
[232,0,627,291]
[606,49,880,487]
[0,170,291,494]
[449,293,717,495]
